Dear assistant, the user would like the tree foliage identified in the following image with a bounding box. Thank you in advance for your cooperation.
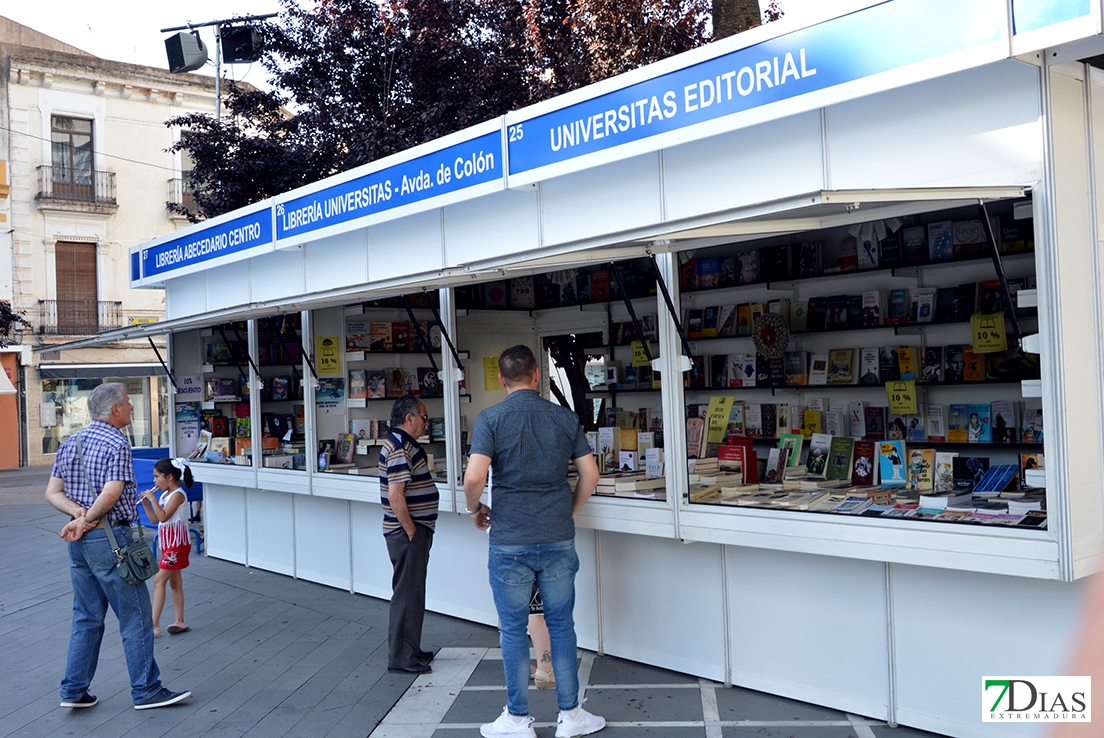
[0,301,30,347]
[168,0,712,221]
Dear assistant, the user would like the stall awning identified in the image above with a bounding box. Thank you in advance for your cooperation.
[37,363,168,379]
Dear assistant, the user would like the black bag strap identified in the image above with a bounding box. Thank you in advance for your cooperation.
[74,431,143,556]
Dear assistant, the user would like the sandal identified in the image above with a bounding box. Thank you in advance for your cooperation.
[166,622,190,635]
[534,668,555,689]
[152,626,161,637]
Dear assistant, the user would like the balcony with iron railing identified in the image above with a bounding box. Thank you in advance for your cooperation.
[167,177,199,217]
[37,300,122,336]
[36,166,117,208]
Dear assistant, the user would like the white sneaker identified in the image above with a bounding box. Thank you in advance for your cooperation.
[556,705,606,738]
[481,707,537,738]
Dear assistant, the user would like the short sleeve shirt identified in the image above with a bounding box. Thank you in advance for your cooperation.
[379,428,439,535]
[50,420,138,523]
[469,389,592,545]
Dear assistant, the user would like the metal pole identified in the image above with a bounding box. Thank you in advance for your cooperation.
[214,24,221,123]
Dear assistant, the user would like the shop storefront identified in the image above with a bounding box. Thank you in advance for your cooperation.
[45,1,1104,734]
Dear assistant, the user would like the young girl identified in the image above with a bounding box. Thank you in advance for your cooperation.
[139,458,194,637]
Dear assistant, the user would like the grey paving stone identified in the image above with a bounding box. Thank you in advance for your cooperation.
[714,686,847,722]
[582,687,706,722]
[870,724,952,737]
[722,727,860,738]
[589,657,701,686]
[444,685,562,722]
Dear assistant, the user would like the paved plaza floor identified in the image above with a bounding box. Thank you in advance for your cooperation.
[0,466,948,738]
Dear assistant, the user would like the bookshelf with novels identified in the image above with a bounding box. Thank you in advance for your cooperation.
[255,314,307,473]
[311,294,452,483]
[676,199,1046,530]
[174,321,255,467]
[454,257,673,519]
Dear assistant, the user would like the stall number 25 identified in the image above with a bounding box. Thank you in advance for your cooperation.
[508,124,524,142]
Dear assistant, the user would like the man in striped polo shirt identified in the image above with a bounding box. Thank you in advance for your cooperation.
[379,395,438,674]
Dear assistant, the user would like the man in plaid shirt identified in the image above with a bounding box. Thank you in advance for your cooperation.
[44,383,190,711]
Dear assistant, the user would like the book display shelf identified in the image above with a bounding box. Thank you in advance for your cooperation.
[173,321,253,466]
[255,314,307,472]
[453,257,669,505]
[677,199,1046,529]
[310,293,452,481]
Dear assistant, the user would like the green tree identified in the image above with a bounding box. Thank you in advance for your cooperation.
[0,301,30,347]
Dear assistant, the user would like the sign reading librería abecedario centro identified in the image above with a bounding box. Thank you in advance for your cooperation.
[138,208,273,284]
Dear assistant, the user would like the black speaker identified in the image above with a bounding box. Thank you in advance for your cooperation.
[165,32,208,74]
[220,26,262,64]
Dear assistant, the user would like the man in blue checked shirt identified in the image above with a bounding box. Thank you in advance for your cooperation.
[44,383,191,711]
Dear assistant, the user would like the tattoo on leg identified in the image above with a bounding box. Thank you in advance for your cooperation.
[540,650,552,664]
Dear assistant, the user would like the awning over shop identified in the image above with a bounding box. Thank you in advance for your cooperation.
[37,363,167,379]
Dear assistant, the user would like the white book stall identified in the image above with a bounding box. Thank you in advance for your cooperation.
[53,1,1104,735]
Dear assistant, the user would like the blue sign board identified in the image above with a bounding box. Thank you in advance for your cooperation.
[130,251,141,283]
[141,208,273,281]
[275,130,501,241]
[507,0,1002,176]
[1013,0,1091,34]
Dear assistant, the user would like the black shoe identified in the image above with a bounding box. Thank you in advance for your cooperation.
[416,649,437,662]
[134,687,191,710]
[60,693,98,708]
[388,663,432,675]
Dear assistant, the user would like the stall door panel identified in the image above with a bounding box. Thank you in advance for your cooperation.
[251,249,305,303]
[204,484,247,564]
[296,495,352,591]
[542,154,662,247]
[369,211,443,283]
[246,488,295,576]
[726,546,889,719]
[664,112,823,222]
[598,530,724,681]
[305,230,368,293]
[827,61,1042,190]
[445,190,540,268]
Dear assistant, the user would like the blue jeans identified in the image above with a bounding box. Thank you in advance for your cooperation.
[61,526,162,704]
[488,538,580,716]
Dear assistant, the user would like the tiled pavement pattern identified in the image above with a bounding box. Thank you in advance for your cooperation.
[1,466,949,738]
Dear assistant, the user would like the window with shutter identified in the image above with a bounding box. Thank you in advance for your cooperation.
[55,242,98,334]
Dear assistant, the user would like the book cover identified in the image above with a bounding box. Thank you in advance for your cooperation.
[716,305,738,337]
[925,404,946,442]
[880,228,903,267]
[805,297,828,332]
[370,322,392,352]
[857,348,880,385]
[957,282,978,319]
[851,441,877,485]
[857,232,879,270]
[905,410,926,442]
[990,401,1018,443]
[825,436,856,480]
[737,251,760,284]
[763,447,789,483]
[760,244,790,281]
[896,347,920,380]
[967,403,992,443]
[783,351,807,386]
[510,275,536,308]
[808,354,829,385]
[701,306,720,338]
[887,413,907,441]
[348,369,367,399]
[934,451,957,491]
[826,348,856,385]
[699,258,721,289]
[346,321,373,351]
[861,290,884,327]
[719,257,737,286]
[805,433,832,477]
[920,347,943,383]
[794,241,821,277]
[943,345,965,383]
[886,288,911,325]
[686,309,703,339]
[977,278,1005,313]
[418,367,442,397]
[848,401,867,438]
[205,342,232,365]
[779,433,804,468]
[927,220,954,261]
[934,287,960,323]
[686,417,706,459]
[826,294,849,329]
[878,440,908,486]
[902,226,928,265]
[952,456,990,491]
[591,270,610,301]
[952,219,988,259]
[1001,220,1033,253]
[907,448,935,491]
[879,346,900,382]
[912,287,937,323]
[947,404,970,443]
[1022,399,1044,442]
[717,444,745,480]
[334,434,355,464]
[789,301,809,331]
[861,406,887,441]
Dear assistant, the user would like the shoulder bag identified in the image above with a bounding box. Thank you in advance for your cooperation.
[75,432,157,585]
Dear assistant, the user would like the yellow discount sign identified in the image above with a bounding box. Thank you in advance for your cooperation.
[971,311,1007,354]
[705,395,734,444]
[315,336,342,375]
[886,380,917,415]
[631,340,652,368]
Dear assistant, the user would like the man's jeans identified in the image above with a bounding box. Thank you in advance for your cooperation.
[488,538,580,716]
[61,526,162,704]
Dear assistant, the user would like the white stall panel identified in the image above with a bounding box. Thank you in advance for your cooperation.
[295,495,353,591]
[368,210,443,283]
[304,230,368,293]
[726,547,889,719]
[166,272,206,320]
[828,61,1042,190]
[245,488,295,576]
[664,112,823,222]
[597,531,724,681]
[424,513,499,626]
[444,190,540,268]
[351,500,393,600]
[891,564,1085,737]
[542,153,662,247]
[204,484,247,564]
[573,529,600,653]
[251,249,305,303]
[206,259,252,312]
